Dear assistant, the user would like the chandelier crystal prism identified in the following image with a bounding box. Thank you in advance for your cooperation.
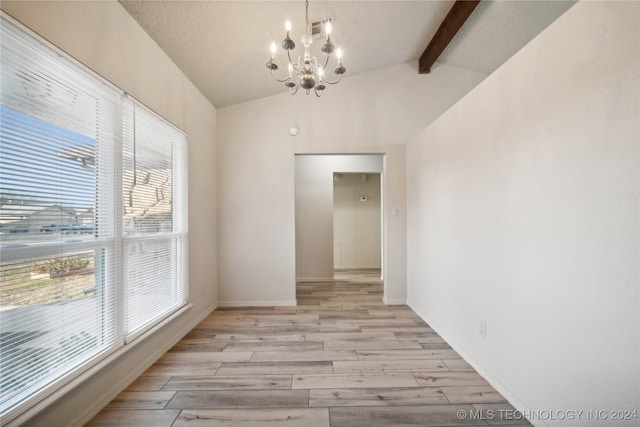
[266,0,346,97]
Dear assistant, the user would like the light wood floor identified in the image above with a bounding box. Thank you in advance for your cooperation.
[88,277,532,427]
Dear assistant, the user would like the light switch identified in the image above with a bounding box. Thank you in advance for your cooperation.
[392,207,399,216]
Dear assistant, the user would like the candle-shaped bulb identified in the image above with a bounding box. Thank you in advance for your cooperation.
[325,21,332,37]
[285,20,292,32]
[288,63,293,77]
[336,48,343,59]
[270,42,277,59]
[318,67,324,82]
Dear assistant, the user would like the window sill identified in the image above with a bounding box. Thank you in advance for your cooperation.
[4,303,194,427]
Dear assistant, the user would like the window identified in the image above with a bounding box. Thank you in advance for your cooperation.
[0,16,187,422]
[122,100,188,340]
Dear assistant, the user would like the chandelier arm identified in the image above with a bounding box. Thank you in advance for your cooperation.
[270,68,290,83]
[289,84,299,95]
[323,73,343,85]
[314,87,323,97]
[287,50,300,72]
[322,54,330,71]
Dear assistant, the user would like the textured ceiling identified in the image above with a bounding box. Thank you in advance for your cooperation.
[119,0,575,108]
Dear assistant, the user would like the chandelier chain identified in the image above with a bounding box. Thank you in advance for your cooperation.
[305,0,309,33]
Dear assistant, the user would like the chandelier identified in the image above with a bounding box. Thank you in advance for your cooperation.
[266,0,346,97]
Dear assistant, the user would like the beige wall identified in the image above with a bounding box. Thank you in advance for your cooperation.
[407,1,639,424]
[334,173,382,270]
[217,61,487,306]
[0,1,218,425]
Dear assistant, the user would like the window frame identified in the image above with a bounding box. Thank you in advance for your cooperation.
[0,13,189,424]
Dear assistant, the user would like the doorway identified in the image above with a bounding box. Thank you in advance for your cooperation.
[333,172,382,280]
[294,154,384,299]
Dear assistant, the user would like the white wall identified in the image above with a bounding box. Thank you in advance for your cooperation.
[295,155,382,281]
[0,2,218,426]
[334,173,382,270]
[217,60,487,306]
[406,1,639,425]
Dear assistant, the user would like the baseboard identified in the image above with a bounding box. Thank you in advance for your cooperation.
[296,277,335,283]
[383,298,407,305]
[407,302,538,426]
[218,300,298,307]
[69,302,217,427]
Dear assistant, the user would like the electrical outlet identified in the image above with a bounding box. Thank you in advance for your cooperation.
[479,320,487,338]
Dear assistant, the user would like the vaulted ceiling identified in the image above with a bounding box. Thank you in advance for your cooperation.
[119,1,575,109]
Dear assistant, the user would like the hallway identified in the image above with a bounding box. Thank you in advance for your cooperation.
[88,278,532,426]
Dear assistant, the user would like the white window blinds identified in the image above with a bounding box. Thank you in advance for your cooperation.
[0,15,188,422]
[122,100,188,340]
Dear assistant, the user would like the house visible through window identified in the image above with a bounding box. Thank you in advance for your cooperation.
[0,16,187,422]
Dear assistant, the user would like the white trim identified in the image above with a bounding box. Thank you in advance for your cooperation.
[407,302,538,427]
[124,301,189,344]
[3,303,199,427]
[383,298,406,305]
[0,237,116,263]
[296,277,335,283]
[218,300,298,307]
[67,302,215,427]
[122,231,186,243]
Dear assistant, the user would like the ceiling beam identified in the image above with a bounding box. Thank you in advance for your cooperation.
[419,0,480,74]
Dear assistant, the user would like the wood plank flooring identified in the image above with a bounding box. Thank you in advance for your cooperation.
[88,277,532,427]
